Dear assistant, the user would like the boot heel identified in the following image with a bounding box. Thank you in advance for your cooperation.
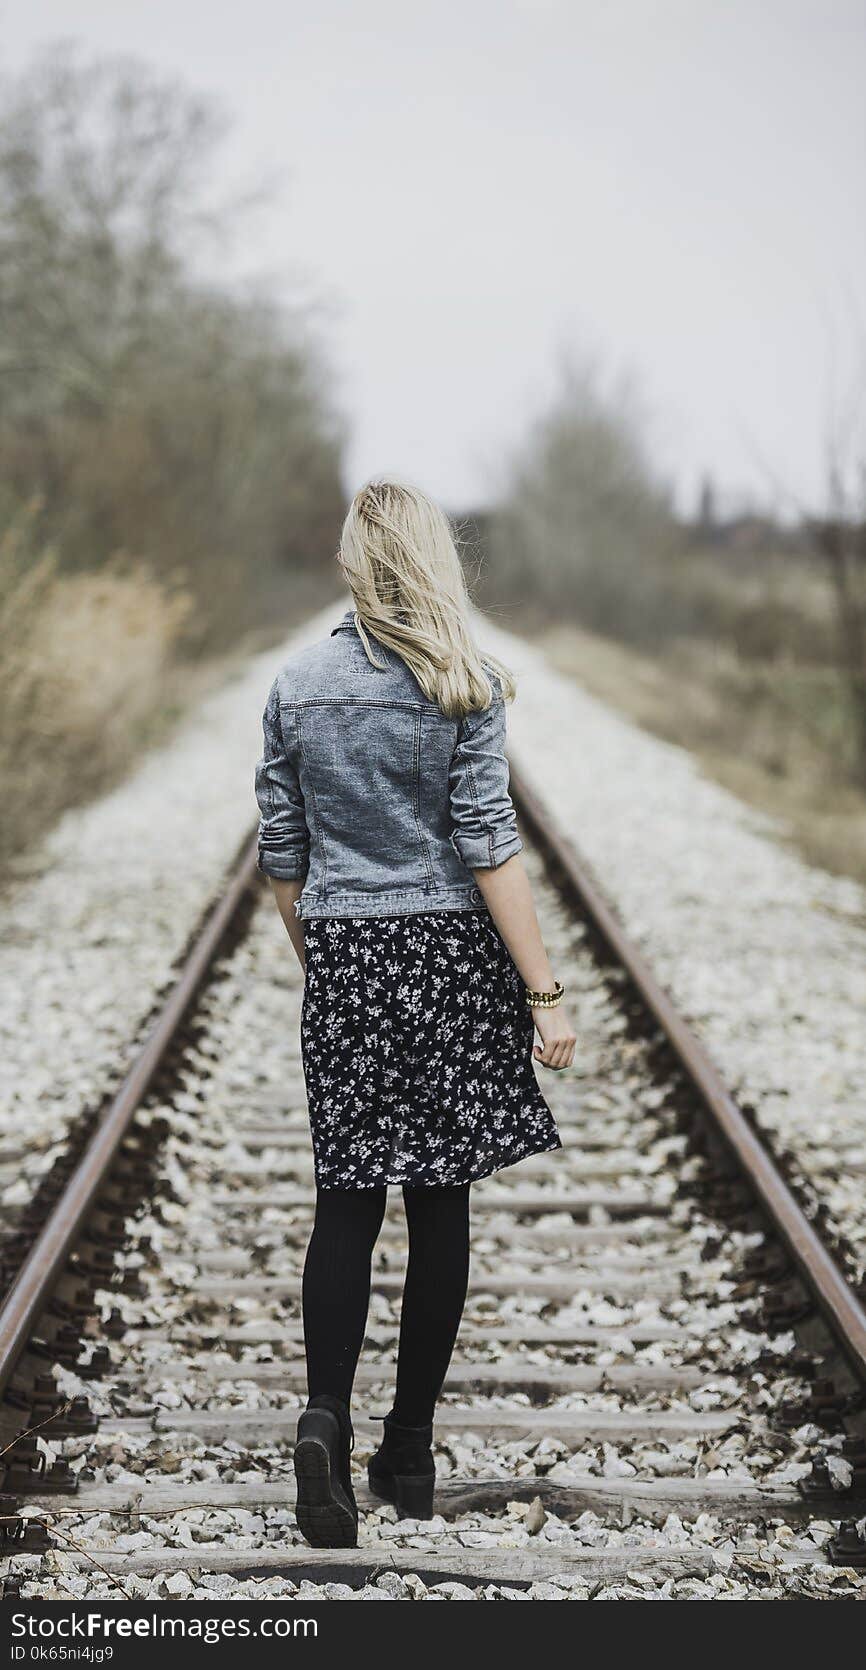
[392,1472,435,1519]
[294,1399,358,1549]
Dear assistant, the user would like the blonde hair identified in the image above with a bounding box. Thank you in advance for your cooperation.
[338,479,515,720]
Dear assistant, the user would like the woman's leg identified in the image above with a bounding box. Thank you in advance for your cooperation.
[302,1185,387,1407]
[392,1182,471,1426]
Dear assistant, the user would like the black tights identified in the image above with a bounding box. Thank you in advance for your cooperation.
[302,1184,471,1427]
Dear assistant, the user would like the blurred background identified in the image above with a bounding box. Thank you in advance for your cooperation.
[2,1,865,882]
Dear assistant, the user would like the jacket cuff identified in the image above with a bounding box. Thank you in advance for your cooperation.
[257,850,309,882]
[451,828,523,870]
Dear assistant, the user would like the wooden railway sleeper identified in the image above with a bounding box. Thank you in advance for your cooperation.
[5,811,866,1593]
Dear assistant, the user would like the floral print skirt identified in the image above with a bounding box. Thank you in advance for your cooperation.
[300,910,561,1188]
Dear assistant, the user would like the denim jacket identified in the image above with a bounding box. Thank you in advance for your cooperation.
[254,609,523,918]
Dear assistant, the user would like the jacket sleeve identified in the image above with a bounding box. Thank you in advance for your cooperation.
[448,688,523,871]
[254,683,310,882]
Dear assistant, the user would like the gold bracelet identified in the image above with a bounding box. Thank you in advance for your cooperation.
[525,980,565,1009]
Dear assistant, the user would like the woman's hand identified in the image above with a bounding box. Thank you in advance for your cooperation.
[532,1004,577,1070]
[268,877,307,971]
[468,856,577,1069]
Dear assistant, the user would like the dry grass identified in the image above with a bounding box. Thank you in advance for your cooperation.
[535,621,866,892]
[28,570,191,751]
[0,515,190,872]
[0,511,343,881]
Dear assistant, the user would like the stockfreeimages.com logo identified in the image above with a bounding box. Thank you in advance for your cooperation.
[9,1614,318,1649]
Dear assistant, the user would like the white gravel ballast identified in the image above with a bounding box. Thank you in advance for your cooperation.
[3,601,865,1282]
[479,618,866,1286]
[3,602,866,1604]
[0,605,335,1220]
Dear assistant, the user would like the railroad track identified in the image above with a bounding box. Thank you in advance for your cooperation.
[2,764,866,1601]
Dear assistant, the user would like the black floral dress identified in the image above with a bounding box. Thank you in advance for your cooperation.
[300,911,561,1188]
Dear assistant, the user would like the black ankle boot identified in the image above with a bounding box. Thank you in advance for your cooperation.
[293,1395,358,1547]
[368,1413,435,1520]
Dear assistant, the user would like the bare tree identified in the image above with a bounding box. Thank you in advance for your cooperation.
[486,358,680,641]
[0,46,225,411]
[811,467,866,784]
[0,47,344,641]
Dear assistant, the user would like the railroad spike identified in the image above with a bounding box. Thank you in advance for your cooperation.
[110,1160,154,1186]
[30,1323,85,1365]
[48,1286,97,1321]
[761,1286,815,1329]
[86,1216,130,1249]
[0,1520,51,1553]
[100,1184,144,1211]
[741,1249,791,1285]
[799,1457,841,1497]
[776,1381,847,1431]
[43,1395,98,1437]
[829,1521,866,1570]
[3,1441,47,1493]
[801,1450,866,1501]
[77,1344,112,1379]
[103,1308,128,1339]
[73,1247,119,1280]
[754,1349,817,1380]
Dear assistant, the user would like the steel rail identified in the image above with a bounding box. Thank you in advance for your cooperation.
[0,834,260,1400]
[508,754,866,1387]
[4,761,866,1410]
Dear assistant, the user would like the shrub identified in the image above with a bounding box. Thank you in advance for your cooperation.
[0,507,189,867]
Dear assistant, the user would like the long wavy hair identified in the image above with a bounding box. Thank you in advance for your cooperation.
[337,479,516,720]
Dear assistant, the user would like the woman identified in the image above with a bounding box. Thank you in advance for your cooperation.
[255,480,576,1549]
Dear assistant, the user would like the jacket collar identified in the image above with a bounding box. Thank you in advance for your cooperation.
[330,608,358,636]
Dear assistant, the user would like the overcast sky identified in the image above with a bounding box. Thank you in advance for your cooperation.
[4,0,865,514]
